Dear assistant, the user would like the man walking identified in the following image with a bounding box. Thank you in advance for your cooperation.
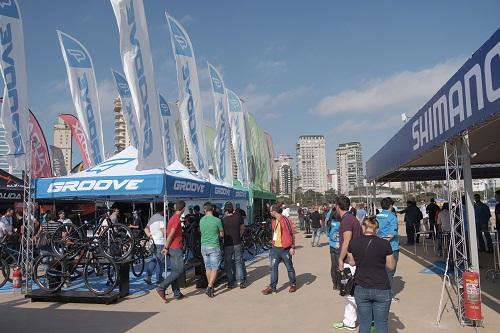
[262,205,297,295]
[144,208,166,285]
[377,197,400,302]
[200,202,224,297]
[334,195,363,331]
[327,208,341,290]
[426,198,439,238]
[222,202,246,289]
[156,201,186,302]
[310,206,323,247]
[474,194,493,252]
[398,200,422,245]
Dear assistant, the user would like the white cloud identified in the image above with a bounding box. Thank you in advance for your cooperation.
[255,60,287,72]
[180,14,194,24]
[239,85,311,113]
[312,57,465,116]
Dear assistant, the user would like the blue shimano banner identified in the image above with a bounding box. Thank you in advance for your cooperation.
[367,29,500,182]
[35,174,165,199]
[166,176,211,198]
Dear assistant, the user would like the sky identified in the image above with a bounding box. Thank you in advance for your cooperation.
[2,0,500,170]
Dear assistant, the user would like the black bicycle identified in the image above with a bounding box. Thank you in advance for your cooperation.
[130,231,154,277]
[0,236,20,288]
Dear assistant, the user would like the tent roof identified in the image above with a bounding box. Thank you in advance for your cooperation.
[0,169,23,201]
[366,29,500,183]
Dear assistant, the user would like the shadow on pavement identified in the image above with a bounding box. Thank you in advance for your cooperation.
[389,312,405,332]
[0,306,158,333]
[392,276,405,297]
[276,273,317,292]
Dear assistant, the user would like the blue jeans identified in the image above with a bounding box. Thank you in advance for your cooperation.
[312,228,321,246]
[158,248,183,296]
[270,247,296,290]
[224,244,244,285]
[146,244,165,282]
[354,285,392,333]
[299,216,305,230]
[201,246,221,270]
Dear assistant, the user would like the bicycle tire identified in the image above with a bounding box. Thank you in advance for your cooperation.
[32,254,65,292]
[0,258,9,288]
[130,251,145,277]
[51,223,83,258]
[98,223,135,261]
[84,257,118,296]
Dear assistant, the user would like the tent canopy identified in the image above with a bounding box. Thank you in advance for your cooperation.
[366,29,500,183]
[0,169,23,201]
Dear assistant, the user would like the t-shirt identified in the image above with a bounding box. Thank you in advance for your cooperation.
[222,213,243,246]
[356,208,367,222]
[200,215,223,248]
[167,213,183,249]
[147,213,165,245]
[348,235,393,290]
[328,220,341,249]
[376,209,400,251]
[474,202,491,226]
[0,215,13,237]
[310,211,322,228]
[426,203,439,223]
[339,212,362,248]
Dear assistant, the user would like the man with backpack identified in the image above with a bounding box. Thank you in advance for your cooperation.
[261,204,297,295]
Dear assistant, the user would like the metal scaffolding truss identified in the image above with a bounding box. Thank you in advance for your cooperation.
[443,139,469,325]
[20,143,34,294]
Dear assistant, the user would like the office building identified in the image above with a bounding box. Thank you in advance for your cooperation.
[113,98,130,154]
[327,168,338,192]
[53,117,73,173]
[336,142,363,195]
[296,135,328,194]
[274,154,294,197]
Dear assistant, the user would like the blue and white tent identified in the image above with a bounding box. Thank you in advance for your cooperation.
[35,147,210,200]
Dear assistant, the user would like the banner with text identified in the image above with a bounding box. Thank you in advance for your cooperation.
[166,13,209,178]
[59,114,91,168]
[208,63,233,185]
[29,111,52,178]
[50,145,68,177]
[57,30,105,166]
[111,69,140,148]
[227,89,249,186]
[0,0,29,169]
[110,0,164,170]
[158,94,179,166]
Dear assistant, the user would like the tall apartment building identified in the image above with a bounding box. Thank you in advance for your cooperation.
[274,154,293,197]
[336,142,363,195]
[296,135,328,194]
[113,98,131,154]
[53,117,73,172]
[327,168,338,192]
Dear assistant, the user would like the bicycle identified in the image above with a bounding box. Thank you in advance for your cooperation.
[32,231,119,296]
[130,230,154,277]
[0,236,21,288]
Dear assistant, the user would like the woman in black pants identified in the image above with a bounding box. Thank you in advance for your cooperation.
[345,216,396,333]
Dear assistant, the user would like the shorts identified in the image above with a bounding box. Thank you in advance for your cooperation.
[201,246,221,270]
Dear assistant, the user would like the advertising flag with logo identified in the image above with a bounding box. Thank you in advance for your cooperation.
[226,89,249,186]
[158,94,179,166]
[28,111,52,178]
[50,145,68,177]
[166,13,209,179]
[111,69,140,148]
[0,0,29,169]
[110,0,164,171]
[208,63,233,185]
[59,114,92,168]
[57,31,105,166]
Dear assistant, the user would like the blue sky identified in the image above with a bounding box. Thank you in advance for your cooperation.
[3,0,500,169]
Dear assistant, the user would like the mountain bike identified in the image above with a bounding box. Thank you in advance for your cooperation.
[0,236,21,288]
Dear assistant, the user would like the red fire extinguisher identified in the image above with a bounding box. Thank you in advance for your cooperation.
[463,270,482,320]
[12,266,22,289]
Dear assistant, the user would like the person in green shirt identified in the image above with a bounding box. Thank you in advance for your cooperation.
[200,202,224,297]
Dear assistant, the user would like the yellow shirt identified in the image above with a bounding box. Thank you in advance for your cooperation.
[274,219,282,248]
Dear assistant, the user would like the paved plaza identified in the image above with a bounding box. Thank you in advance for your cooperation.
[0,223,499,333]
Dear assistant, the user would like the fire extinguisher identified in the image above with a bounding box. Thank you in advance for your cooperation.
[12,266,22,289]
[463,270,482,321]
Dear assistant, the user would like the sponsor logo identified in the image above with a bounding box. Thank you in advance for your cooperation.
[162,116,174,163]
[28,115,51,178]
[182,63,205,172]
[173,180,205,193]
[126,0,153,157]
[66,48,87,63]
[47,179,144,193]
[0,0,19,19]
[216,100,228,179]
[169,17,192,57]
[86,157,134,173]
[235,191,246,199]
[1,22,25,156]
[0,0,12,9]
[214,187,231,197]
[61,115,91,166]
[0,192,21,200]
[412,40,500,151]
[77,73,102,164]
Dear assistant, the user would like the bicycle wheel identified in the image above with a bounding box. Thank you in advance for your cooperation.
[130,250,144,277]
[99,223,134,261]
[51,223,83,258]
[0,258,9,288]
[84,257,118,296]
[32,254,65,292]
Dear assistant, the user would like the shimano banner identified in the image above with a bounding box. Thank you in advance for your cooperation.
[59,114,91,168]
[111,69,140,148]
[166,13,209,179]
[227,89,249,186]
[158,94,179,166]
[208,63,233,185]
[29,111,52,178]
[57,31,105,166]
[110,0,164,170]
[50,145,68,177]
[0,0,29,169]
